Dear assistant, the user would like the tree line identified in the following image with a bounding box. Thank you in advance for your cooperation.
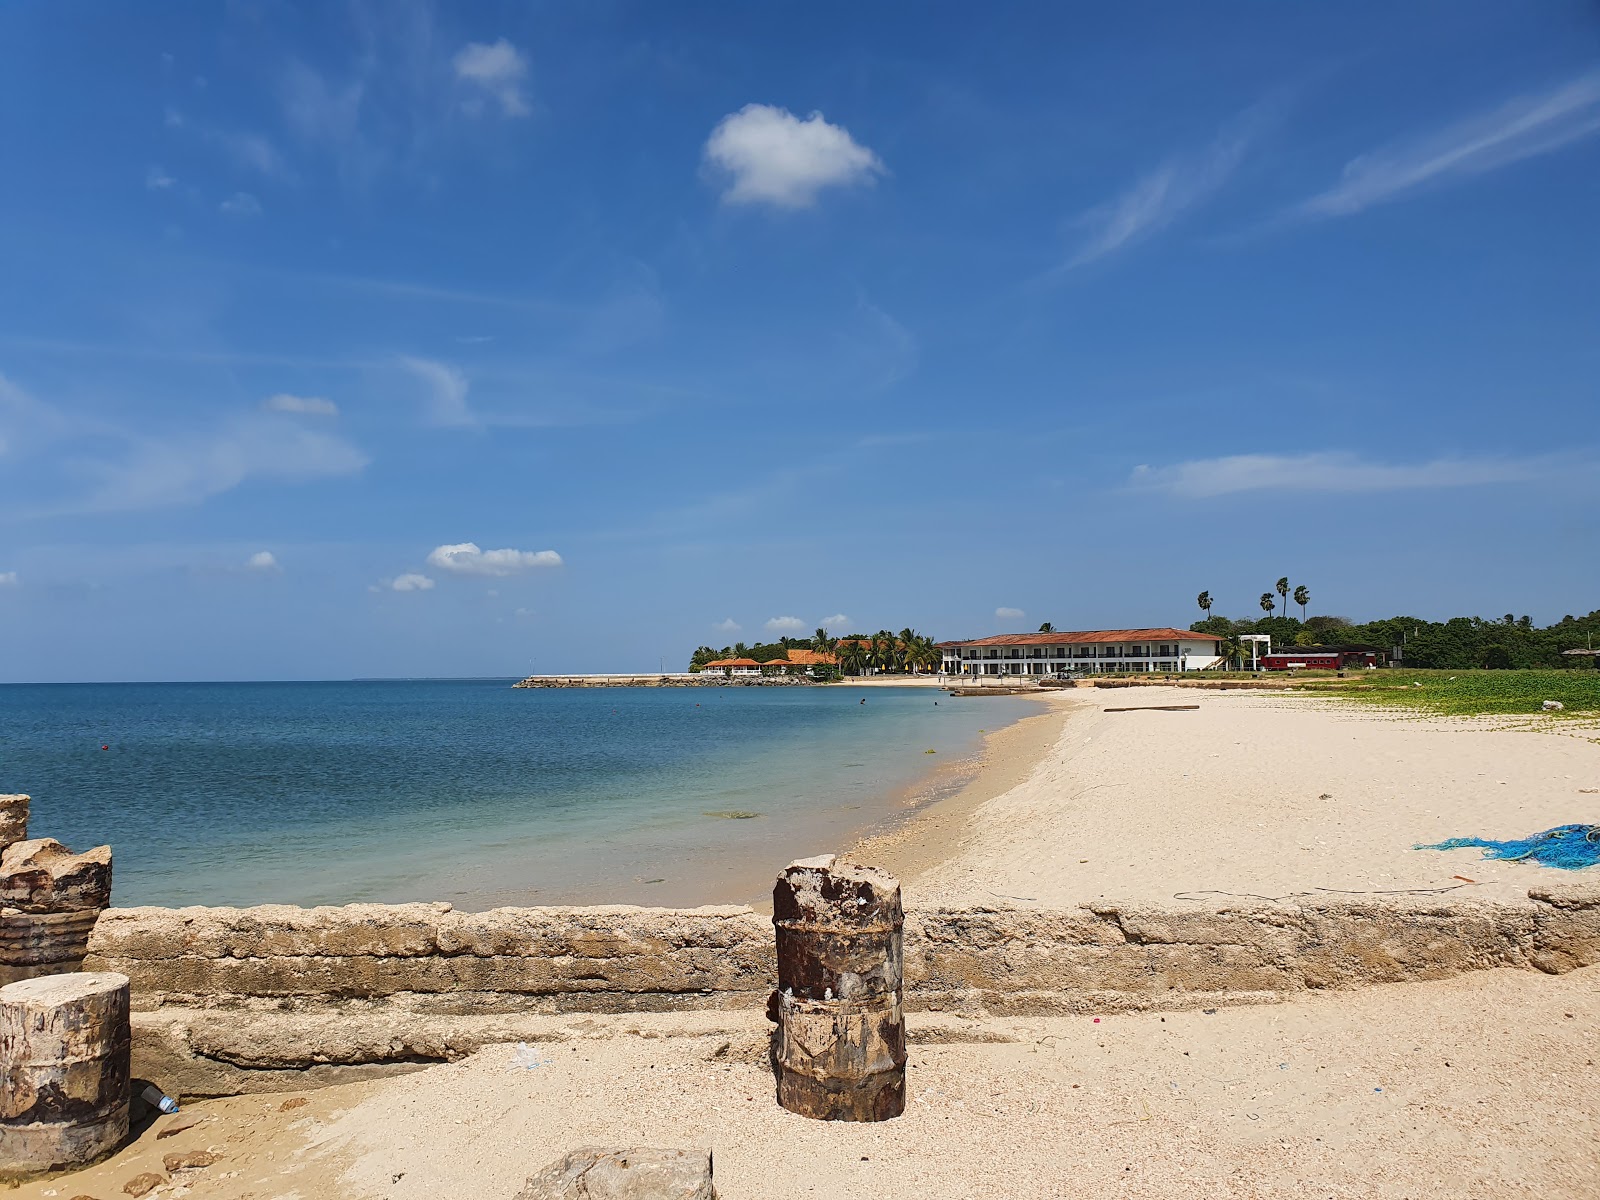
[1191,580,1600,670]
[689,627,943,675]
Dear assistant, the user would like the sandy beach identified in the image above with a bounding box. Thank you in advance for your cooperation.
[11,966,1596,1200]
[859,686,1600,909]
[11,685,1599,1199]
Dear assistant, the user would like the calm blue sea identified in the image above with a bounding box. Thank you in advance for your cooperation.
[0,681,1036,909]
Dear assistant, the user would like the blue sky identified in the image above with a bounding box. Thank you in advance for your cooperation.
[1,2,1597,681]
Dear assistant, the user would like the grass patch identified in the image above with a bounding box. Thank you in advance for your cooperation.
[1321,669,1600,717]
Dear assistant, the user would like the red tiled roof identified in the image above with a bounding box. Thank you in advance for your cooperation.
[782,649,839,665]
[945,628,1222,647]
[703,657,762,668]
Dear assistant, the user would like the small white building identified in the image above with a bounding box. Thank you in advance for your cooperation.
[939,628,1226,676]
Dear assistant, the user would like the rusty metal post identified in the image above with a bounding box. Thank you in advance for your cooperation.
[0,839,113,987]
[769,854,905,1121]
[0,971,132,1181]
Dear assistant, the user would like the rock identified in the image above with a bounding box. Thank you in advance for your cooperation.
[1543,700,1565,711]
[0,795,27,852]
[0,839,113,913]
[278,1096,308,1111]
[515,1147,716,1199]
[155,1113,204,1139]
[122,1173,168,1197]
[163,1149,218,1171]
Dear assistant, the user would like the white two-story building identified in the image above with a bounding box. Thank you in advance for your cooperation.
[939,628,1227,676]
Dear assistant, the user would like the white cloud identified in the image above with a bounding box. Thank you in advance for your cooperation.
[72,416,367,515]
[1067,109,1264,267]
[453,39,531,117]
[0,373,368,517]
[220,191,263,217]
[0,572,17,588]
[245,551,280,572]
[145,166,176,190]
[262,393,338,417]
[1300,70,1600,218]
[514,606,535,619]
[400,356,476,428]
[995,607,1025,620]
[703,104,885,208]
[389,573,435,592]
[1129,452,1550,498]
[713,618,742,634]
[817,614,851,630]
[765,615,807,633]
[426,542,563,576]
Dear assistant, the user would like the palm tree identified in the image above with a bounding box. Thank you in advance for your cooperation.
[733,641,749,659]
[1038,622,1055,633]
[1196,591,1212,623]
[1275,577,1290,618]
[812,627,837,658]
[1259,592,1276,618]
[839,641,867,676]
[1292,585,1309,623]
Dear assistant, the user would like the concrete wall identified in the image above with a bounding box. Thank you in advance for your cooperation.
[81,885,1600,1096]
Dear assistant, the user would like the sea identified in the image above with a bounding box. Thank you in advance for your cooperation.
[0,680,1038,910]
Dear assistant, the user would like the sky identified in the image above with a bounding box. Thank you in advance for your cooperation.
[1,2,1597,682]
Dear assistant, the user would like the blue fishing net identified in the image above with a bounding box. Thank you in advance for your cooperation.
[1415,824,1600,870]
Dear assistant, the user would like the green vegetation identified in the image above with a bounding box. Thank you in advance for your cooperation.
[687,626,942,676]
[1192,609,1600,671]
[1320,669,1600,717]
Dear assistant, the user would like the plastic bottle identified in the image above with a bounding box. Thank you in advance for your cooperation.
[141,1084,179,1115]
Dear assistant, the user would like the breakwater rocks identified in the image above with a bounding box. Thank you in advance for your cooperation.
[80,884,1600,1096]
[513,674,816,688]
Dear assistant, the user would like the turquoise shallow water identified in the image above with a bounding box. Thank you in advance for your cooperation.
[0,680,1038,909]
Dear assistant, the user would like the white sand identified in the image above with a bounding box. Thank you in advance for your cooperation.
[14,687,1600,1199]
[876,688,1600,909]
[17,966,1596,1200]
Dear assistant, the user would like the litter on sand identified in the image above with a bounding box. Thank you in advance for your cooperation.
[1416,824,1600,870]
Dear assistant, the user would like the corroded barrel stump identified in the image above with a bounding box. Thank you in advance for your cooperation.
[0,971,132,1180]
[770,854,906,1121]
[0,795,27,853]
[0,840,113,986]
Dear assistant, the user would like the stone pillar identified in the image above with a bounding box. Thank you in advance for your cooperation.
[0,795,26,853]
[0,840,113,986]
[0,971,132,1181]
[769,854,906,1122]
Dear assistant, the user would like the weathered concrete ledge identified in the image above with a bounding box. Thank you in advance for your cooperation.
[80,885,1600,1096]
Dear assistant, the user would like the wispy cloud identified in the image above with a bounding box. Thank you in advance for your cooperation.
[764,615,807,633]
[0,571,17,588]
[712,618,742,634]
[817,613,851,630]
[386,573,435,592]
[0,371,367,518]
[995,606,1025,620]
[1299,70,1600,219]
[453,39,531,118]
[703,104,885,208]
[1129,451,1559,498]
[262,393,338,417]
[426,542,562,576]
[245,551,281,572]
[1065,107,1270,268]
[219,191,263,217]
[145,166,176,190]
[400,356,476,428]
